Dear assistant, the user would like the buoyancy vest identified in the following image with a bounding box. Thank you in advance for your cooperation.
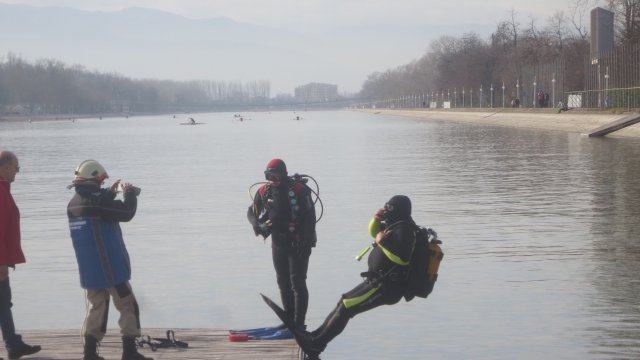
[256,179,316,247]
[68,187,133,289]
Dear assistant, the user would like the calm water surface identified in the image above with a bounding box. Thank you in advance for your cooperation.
[1,111,640,359]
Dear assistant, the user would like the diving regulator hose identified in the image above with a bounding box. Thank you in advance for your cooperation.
[247,173,324,224]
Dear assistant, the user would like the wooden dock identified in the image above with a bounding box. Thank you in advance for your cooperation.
[588,112,640,137]
[17,329,301,360]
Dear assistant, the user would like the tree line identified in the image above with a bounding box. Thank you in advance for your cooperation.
[0,53,273,116]
[3,2,638,115]
[359,1,640,103]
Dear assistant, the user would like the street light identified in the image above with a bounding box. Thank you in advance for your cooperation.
[454,88,457,108]
[502,82,506,108]
[604,67,610,108]
[490,84,494,108]
[470,88,474,108]
[480,85,483,108]
[462,87,465,108]
[516,79,520,107]
[552,75,556,108]
[533,76,537,108]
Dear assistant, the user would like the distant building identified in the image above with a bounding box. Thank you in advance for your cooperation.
[295,82,338,103]
[590,7,614,59]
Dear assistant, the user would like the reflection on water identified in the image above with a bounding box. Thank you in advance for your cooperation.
[586,138,640,358]
[1,111,639,359]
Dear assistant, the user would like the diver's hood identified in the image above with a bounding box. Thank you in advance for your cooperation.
[385,195,412,223]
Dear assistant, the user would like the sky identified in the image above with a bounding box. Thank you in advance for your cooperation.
[1,0,596,95]
[2,0,575,31]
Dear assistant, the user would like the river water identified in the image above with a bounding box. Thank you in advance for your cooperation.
[1,110,640,359]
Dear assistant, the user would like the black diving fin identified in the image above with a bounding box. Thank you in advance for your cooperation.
[260,293,321,359]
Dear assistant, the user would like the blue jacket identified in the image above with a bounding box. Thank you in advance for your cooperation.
[67,186,137,289]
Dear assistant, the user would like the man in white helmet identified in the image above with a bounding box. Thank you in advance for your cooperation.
[67,160,151,360]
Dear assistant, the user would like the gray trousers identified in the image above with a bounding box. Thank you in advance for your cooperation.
[84,282,141,340]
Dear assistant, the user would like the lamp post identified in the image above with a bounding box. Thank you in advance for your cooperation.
[604,67,610,108]
[502,82,505,108]
[462,87,465,108]
[470,88,474,108]
[480,85,483,108]
[516,80,520,107]
[552,75,556,108]
[597,63,601,107]
[533,76,537,108]
[454,88,457,108]
[490,84,494,108]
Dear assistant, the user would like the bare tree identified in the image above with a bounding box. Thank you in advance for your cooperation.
[568,0,600,40]
[609,0,640,45]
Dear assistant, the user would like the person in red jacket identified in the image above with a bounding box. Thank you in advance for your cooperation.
[0,150,41,360]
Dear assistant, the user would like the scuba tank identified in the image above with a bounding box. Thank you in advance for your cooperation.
[404,226,443,301]
[248,173,324,239]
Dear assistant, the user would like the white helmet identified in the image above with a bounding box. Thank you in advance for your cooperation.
[74,160,109,183]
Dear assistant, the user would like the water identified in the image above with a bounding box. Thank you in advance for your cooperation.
[2,111,640,359]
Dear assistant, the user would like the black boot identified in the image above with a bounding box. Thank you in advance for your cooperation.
[6,335,41,360]
[7,342,41,360]
[121,337,153,360]
[83,336,104,360]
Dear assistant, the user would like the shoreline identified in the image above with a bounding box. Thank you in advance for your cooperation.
[356,108,640,139]
[0,112,166,122]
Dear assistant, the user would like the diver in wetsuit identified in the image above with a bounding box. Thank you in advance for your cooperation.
[248,159,317,332]
[297,195,416,358]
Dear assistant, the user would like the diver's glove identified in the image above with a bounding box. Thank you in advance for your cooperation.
[253,220,272,238]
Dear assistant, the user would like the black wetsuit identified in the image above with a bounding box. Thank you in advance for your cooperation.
[304,195,416,357]
[248,178,317,327]
[341,220,415,316]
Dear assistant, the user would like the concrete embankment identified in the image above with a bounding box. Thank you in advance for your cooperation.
[357,109,640,139]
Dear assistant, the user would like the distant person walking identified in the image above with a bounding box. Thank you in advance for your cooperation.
[67,160,151,360]
[0,150,42,360]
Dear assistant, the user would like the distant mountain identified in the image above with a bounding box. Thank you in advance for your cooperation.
[0,3,436,94]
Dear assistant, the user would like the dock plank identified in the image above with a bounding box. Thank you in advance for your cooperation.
[588,112,640,137]
[17,329,301,360]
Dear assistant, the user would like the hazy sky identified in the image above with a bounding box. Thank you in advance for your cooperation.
[2,0,595,94]
[3,0,575,31]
